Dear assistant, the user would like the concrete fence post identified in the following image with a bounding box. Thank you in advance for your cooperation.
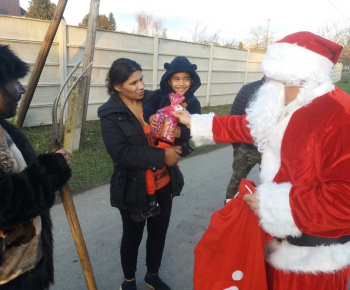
[153,35,159,90]
[205,43,214,107]
[64,76,87,153]
[244,49,250,85]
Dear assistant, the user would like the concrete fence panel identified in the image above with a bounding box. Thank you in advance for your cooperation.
[331,63,343,83]
[0,15,267,126]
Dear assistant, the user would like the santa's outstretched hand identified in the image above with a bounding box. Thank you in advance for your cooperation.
[175,108,261,216]
[173,110,191,128]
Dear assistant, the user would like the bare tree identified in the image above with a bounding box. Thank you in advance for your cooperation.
[136,11,151,34]
[245,25,275,53]
[152,17,164,35]
[221,38,240,49]
[340,38,350,68]
[189,21,221,44]
[135,11,164,36]
[160,28,167,39]
[317,20,350,66]
[317,20,349,43]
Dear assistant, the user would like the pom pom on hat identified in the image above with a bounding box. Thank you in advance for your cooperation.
[262,31,343,85]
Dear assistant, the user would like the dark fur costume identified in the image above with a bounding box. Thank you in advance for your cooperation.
[0,45,29,87]
[0,120,71,290]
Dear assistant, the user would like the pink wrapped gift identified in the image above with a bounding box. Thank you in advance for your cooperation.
[152,93,187,143]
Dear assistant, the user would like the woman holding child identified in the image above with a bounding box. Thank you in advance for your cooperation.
[98,58,182,290]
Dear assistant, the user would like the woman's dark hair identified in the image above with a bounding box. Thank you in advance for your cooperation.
[106,58,142,96]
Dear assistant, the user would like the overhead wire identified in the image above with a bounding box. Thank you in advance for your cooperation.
[327,0,350,20]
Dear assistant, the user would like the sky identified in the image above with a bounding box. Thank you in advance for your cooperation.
[19,0,350,43]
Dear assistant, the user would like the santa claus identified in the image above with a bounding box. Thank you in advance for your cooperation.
[175,31,350,290]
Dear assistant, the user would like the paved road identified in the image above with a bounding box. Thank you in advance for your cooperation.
[50,145,350,290]
[51,145,260,290]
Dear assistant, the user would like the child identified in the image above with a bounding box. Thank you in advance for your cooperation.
[131,94,187,222]
[133,56,201,222]
[143,56,202,154]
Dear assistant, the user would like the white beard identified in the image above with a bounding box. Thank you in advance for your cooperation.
[246,80,286,152]
[245,79,334,153]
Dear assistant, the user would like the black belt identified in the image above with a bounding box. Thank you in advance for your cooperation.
[276,233,350,247]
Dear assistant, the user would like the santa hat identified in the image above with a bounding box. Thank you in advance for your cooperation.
[262,31,343,85]
[0,45,29,86]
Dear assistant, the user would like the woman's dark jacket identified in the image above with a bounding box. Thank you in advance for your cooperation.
[98,94,168,213]
[0,119,71,290]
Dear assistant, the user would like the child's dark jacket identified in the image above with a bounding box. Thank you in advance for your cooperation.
[143,56,201,146]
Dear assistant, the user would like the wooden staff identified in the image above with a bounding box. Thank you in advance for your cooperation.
[60,185,97,290]
[50,138,97,290]
[49,140,97,290]
[14,0,67,128]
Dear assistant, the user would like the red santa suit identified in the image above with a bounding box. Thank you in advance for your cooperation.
[191,32,350,290]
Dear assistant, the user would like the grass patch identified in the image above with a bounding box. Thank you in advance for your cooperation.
[22,121,112,194]
[22,124,54,154]
[21,104,232,194]
[341,72,350,81]
[202,104,231,115]
[336,81,350,94]
[63,121,113,193]
[188,104,232,156]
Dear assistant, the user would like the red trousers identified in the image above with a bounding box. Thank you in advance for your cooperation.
[266,262,350,290]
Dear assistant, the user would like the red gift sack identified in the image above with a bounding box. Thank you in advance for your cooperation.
[193,179,273,290]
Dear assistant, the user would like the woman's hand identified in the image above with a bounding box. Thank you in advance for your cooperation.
[242,194,260,216]
[149,114,157,128]
[56,148,71,166]
[173,110,191,128]
[164,146,182,166]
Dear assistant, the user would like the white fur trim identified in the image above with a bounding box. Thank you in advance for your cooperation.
[266,239,350,273]
[312,80,334,97]
[190,113,215,147]
[9,143,27,172]
[257,182,302,238]
[262,43,334,85]
[259,145,281,183]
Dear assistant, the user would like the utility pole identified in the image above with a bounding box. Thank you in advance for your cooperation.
[265,19,270,48]
[64,0,99,151]
[80,0,99,148]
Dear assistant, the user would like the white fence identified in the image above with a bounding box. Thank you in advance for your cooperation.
[0,15,342,127]
[0,15,264,126]
[331,63,343,83]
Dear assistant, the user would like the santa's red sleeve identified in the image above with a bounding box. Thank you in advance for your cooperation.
[190,113,254,147]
